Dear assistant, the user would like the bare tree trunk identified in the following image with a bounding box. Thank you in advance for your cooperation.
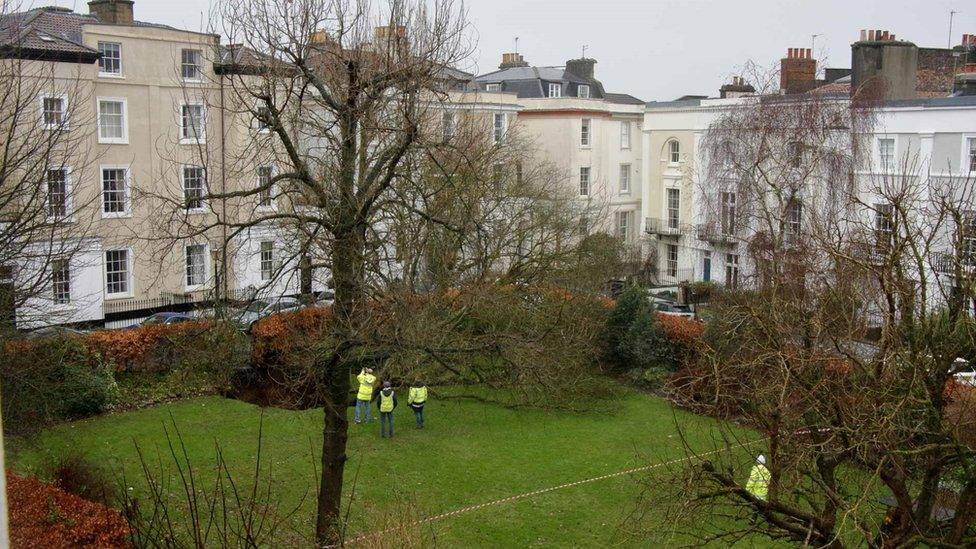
[316,225,365,545]
[316,374,350,545]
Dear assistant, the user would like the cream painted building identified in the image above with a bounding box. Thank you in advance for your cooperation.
[1,3,531,328]
[473,55,646,262]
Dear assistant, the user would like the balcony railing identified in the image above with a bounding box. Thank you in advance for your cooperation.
[648,267,696,287]
[696,223,738,245]
[931,251,976,276]
[645,217,691,237]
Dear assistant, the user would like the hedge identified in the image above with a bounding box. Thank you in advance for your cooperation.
[7,471,131,548]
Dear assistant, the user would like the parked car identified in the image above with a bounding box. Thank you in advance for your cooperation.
[136,312,195,327]
[24,325,88,339]
[653,301,695,318]
[954,358,975,386]
[646,294,695,319]
[231,297,304,331]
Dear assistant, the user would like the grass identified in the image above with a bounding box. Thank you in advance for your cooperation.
[8,387,776,547]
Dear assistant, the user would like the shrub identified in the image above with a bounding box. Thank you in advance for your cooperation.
[1,336,118,436]
[45,454,118,508]
[7,471,131,548]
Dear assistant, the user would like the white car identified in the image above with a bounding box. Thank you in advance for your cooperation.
[954,358,975,386]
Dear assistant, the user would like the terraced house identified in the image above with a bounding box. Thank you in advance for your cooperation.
[0,1,529,328]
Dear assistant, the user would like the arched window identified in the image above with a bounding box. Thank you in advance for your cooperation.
[667,139,680,163]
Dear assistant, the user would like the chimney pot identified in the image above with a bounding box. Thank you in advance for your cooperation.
[860,29,867,41]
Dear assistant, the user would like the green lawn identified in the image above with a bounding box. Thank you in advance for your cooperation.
[8,388,774,547]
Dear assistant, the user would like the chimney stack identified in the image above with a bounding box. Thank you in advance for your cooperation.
[565,57,596,81]
[780,47,817,94]
[499,52,528,70]
[851,29,918,101]
[88,0,134,24]
[720,75,756,98]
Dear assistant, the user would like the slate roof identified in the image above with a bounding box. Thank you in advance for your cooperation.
[473,65,609,99]
[604,92,645,105]
[0,6,195,63]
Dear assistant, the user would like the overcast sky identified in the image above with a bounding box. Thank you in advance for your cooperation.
[43,0,976,101]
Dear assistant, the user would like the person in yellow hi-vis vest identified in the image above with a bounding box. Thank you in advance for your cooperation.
[746,454,770,523]
[375,381,398,438]
[408,381,428,429]
[354,368,376,424]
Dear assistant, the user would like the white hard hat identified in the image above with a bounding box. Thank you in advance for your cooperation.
[757,454,766,465]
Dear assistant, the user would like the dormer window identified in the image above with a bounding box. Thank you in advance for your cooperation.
[578,84,591,99]
[485,83,501,92]
[548,83,562,98]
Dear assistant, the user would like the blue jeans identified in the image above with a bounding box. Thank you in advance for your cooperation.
[412,405,424,427]
[355,399,371,423]
[380,412,394,437]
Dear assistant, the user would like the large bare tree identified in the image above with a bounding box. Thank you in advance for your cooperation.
[137,0,612,543]
[661,74,976,546]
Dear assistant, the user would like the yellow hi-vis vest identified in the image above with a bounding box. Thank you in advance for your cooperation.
[356,371,376,400]
[379,391,395,412]
[408,386,428,405]
[746,464,770,501]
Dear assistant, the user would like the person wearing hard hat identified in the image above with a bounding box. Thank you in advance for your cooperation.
[376,381,398,438]
[354,368,376,424]
[746,454,771,523]
[407,380,428,428]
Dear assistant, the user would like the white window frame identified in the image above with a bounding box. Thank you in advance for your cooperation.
[253,104,272,133]
[40,94,68,130]
[616,211,632,242]
[578,84,591,99]
[579,166,591,197]
[667,139,680,164]
[962,135,976,174]
[666,243,678,278]
[259,240,275,282]
[548,83,562,98]
[619,163,631,194]
[580,118,591,148]
[104,247,133,299]
[720,191,737,235]
[181,48,203,81]
[179,102,206,144]
[256,165,276,209]
[182,165,207,212]
[786,200,803,244]
[875,202,895,243]
[876,136,896,173]
[184,243,209,290]
[725,253,739,288]
[45,166,73,220]
[442,110,456,142]
[100,165,131,218]
[620,121,631,149]
[97,97,128,144]
[51,257,71,306]
[97,41,123,77]
[485,83,501,92]
[493,113,506,144]
[667,187,680,230]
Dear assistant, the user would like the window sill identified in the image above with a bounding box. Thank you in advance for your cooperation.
[46,215,76,224]
[185,208,208,215]
[98,73,125,79]
[98,138,128,145]
[580,145,591,150]
[104,293,134,301]
[179,138,207,146]
[43,125,70,132]
[101,212,132,219]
